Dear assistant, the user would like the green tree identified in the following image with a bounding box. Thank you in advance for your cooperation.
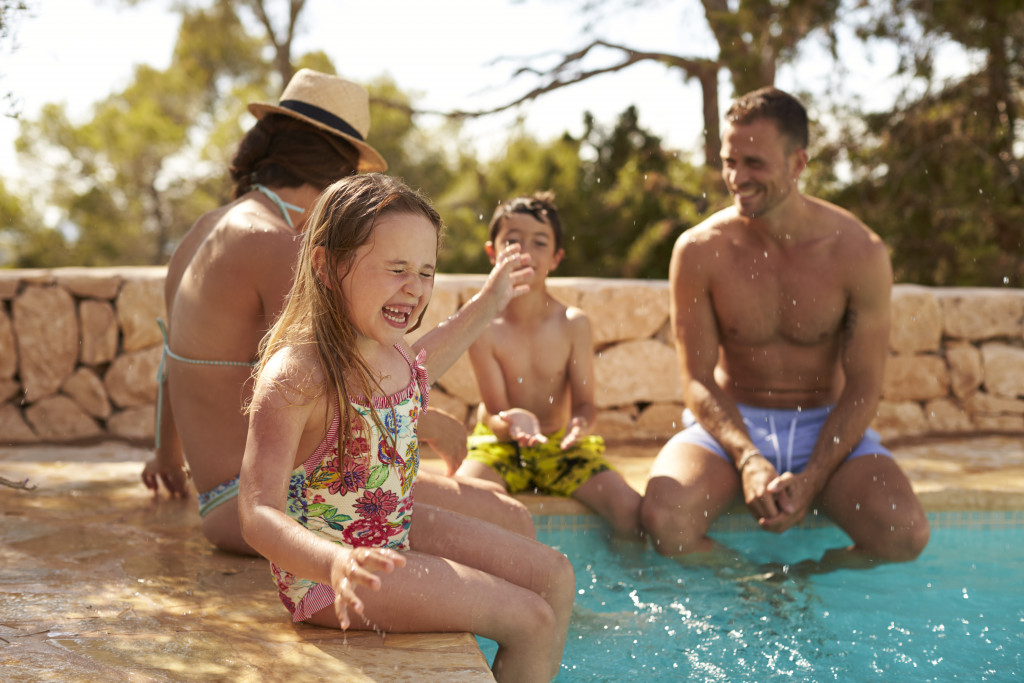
[0,1,29,114]
[10,4,269,266]
[823,0,1024,286]
[437,105,721,279]
[464,0,841,168]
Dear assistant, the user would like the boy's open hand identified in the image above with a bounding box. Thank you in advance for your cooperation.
[498,408,547,447]
[330,547,406,630]
[559,417,588,450]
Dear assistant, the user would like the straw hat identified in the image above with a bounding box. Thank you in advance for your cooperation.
[248,69,387,173]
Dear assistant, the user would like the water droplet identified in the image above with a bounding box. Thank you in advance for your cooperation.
[517,377,523,384]
[855,503,860,511]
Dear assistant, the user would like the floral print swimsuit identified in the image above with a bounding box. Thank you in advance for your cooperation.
[272,345,429,622]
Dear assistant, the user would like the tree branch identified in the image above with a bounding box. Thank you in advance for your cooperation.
[372,40,718,122]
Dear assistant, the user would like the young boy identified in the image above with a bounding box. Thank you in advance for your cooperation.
[456,192,643,537]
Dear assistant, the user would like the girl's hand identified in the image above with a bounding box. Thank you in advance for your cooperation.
[484,243,534,310]
[498,409,547,447]
[330,547,406,630]
[559,417,588,450]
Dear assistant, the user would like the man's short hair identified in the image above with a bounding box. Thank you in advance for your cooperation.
[725,87,809,151]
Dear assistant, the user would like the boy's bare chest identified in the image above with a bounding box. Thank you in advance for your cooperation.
[491,322,571,384]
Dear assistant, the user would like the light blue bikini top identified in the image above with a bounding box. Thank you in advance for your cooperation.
[253,183,305,229]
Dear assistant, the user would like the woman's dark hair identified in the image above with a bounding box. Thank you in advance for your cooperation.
[229,114,361,199]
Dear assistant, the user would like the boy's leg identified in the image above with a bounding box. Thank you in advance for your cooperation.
[455,459,509,488]
[415,469,535,537]
[572,470,642,538]
[641,439,740,556]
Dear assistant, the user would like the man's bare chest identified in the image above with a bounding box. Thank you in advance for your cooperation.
[710,262,848,347]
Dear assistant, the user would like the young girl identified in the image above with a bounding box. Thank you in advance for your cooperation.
[239,174,574,682]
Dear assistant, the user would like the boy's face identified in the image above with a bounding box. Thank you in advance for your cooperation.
[486,212,564,282]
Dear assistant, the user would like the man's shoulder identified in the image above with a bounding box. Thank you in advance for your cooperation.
[676,208,736,247]
[808,198,888,257]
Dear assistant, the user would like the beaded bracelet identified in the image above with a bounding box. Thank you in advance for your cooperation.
[736,451,762,473]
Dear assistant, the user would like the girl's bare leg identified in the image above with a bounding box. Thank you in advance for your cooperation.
[307,505,574,682]
[416,470,536,538]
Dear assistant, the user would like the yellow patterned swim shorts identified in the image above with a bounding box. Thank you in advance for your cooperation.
[466,422,612,496]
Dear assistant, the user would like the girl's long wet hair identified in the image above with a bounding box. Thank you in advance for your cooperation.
[252,173,442,454]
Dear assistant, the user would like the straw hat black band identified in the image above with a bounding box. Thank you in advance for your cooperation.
[278,100,365,142]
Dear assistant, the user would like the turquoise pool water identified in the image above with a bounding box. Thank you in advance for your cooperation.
[483,512,1024,682]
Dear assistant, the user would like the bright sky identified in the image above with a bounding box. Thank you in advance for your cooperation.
[0,0,960,183]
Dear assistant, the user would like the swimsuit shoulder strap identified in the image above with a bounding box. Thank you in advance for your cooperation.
[252,183,306,229]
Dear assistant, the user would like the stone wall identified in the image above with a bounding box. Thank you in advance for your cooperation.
[1,268,1022,445]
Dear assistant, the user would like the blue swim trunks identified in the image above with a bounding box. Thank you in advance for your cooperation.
[197,475,240,518]
[666,403,891,474]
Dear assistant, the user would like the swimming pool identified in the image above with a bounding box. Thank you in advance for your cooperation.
[482,512,1023,682]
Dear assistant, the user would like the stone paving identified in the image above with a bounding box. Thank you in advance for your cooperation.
[1,435,1021,681]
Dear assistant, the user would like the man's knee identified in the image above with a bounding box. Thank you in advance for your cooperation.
[640,493,703,556]
[880,511,930,561]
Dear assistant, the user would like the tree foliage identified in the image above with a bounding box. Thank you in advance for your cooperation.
[820,0,1024,286]
[2,0,1020,289]
[437,105,720,279]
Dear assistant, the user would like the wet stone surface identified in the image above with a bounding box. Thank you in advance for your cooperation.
[1,435,1021,680]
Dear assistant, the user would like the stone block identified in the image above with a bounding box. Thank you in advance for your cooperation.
[872,401,928,440]
[0,403,39,443]
[107,405,156,441]
[433,350,480,406]
[974,415,1024,431]
[881,355,949,402]
[116,274,165,353]
[576,278,669,345]
[427,390,473,428]
[62,367,112,419]
[981,342,1024,399]
[53,267,124,299]
[12,285,78,402]
[105,346,162,408]
[0,379,19,403]
[79,299,119,366]
[924,398,974,433]
[889,285,942,354]
[946,341,983,399]
[546,279,582,308]
[0,271,24,300]
[0,306,16,380]
[938,288,1024,340]
[24,395,102,442]
[594,339,681,408]
[964,392,1024,416]
[634,402,685,440]
[593,406,640,440]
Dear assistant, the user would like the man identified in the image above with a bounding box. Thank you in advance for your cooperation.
[641,87,929,567]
